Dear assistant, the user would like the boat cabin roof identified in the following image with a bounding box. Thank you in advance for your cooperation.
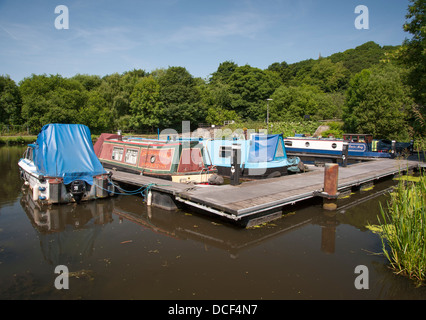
[343,134,373,143]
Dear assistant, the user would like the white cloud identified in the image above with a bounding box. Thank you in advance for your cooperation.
[161,11,271,44]
[70,26,140,53]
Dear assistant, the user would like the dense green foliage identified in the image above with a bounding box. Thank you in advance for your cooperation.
[370,174,426,286]
[0,2,423,140]
[397,0,426,138]
[343,64,413,140]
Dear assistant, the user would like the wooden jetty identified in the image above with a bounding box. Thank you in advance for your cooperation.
[109,158,423,226]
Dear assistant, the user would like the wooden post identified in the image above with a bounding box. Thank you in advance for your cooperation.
[323,163,339,211]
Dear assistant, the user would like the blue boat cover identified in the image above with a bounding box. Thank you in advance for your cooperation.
[33,124,106,185]
[248,134,280,163]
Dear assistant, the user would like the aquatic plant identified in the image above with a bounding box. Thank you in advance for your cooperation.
[375,172,426,286]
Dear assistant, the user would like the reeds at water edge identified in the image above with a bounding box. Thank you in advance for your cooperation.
[376,171,426,286]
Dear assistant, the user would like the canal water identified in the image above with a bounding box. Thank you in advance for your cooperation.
[1,145,425,300]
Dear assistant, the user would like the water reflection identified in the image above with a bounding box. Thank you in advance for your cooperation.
[21,188,344,261]
[20,189,114,265]
[0,146,26,206]
[114,196,343,256]
[4,144,426,299]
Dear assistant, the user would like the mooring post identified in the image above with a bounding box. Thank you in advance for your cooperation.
[230,144,241,186]
[391,140,396,156]
[342,142,348,167]
[323,163,339,211]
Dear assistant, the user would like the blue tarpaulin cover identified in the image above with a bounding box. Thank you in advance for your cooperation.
[33,124,106,185]
[248,134,281,163]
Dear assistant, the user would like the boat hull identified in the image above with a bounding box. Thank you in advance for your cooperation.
[201,134,303,179]
[18,124,115,205]
[95,136,219,184]
[19,158,114,204]
[283,137,392,160]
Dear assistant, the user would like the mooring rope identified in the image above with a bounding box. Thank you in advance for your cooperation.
[103,176,171,202]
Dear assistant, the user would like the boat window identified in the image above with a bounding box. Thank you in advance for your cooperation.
[112,147,124,161]
[284,141,292,146]
[332,143,337,149]
[219,146,232,158]
[125,148,138,165]
[275,141,285,158]
[305,142,310,147]
[25,147,33,161]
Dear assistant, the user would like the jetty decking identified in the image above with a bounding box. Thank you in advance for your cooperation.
[110,158,422,224]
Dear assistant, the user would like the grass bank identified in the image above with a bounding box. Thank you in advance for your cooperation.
[369,172,426,286]
[0,136,36,146]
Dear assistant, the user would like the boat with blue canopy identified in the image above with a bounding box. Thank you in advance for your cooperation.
[200,134,304,179]
[18,124,115,204]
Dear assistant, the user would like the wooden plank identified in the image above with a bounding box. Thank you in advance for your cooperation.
[110,158,422,220]
[109,170,189,194]
[178,159,421,217]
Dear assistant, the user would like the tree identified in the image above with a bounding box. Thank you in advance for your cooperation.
[96,73,137,130]
[399,0,425,107]
[329,41,395,75]
[72,74,103,91]
[78,91,113,133]
[209,61,238,85]
[300,59,349,92]
[157,66,204,130]
[0,75,22,125]
[267,61,292,84]
[206,107,240,126]
[343,64,413,140]
[19,74,86,133]
[129,76,163,132]
[269,84,340,121]
[226,65,281,120]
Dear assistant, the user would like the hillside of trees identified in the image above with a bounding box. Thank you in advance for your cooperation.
[0,2,424,141]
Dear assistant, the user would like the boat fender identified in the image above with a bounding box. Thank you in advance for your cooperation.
[297,160,305,172]
[32,186,39,201]
[267,171,281,178]
[208,174,224,185]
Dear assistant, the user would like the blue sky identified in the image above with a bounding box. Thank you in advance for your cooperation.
[0,0,412,83]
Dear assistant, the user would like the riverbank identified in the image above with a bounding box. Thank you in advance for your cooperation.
[0,136,36,146]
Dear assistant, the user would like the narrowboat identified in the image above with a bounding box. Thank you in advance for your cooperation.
[94,134,219,184]
[283,133,393,160]
[200,134,304,179]
[18,124,115,204]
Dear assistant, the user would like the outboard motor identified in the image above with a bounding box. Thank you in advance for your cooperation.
[70,180,86,203]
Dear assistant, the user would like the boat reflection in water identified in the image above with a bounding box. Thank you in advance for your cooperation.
[21,187,340,261]
[20,188,114,265]
[112,196,339,256]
